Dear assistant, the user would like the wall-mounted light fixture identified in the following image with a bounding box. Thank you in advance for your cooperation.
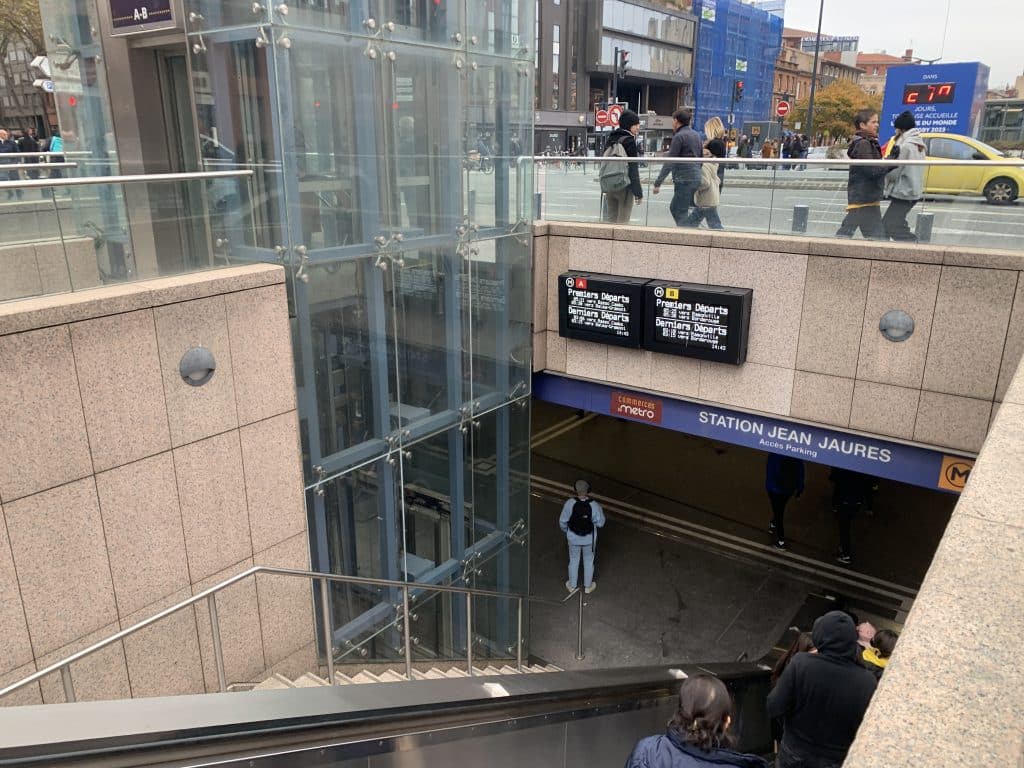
[179,346,217,386]
[879,310,915,342]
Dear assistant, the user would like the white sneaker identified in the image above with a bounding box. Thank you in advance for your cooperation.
[565,581,575,593]
[585,582,597,594]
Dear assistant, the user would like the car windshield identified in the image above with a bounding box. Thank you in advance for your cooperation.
[973,139,1007,157]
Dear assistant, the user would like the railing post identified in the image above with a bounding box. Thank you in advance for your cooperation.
[208,594,227,692]
[319,577,336,685]
[576,588,585,661]
[516,597,524,672]
[466,592,474,676]
[402,585,413,681]
[533,192,542,220]
[60,666,76,703]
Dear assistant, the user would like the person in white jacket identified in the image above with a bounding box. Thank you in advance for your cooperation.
[883,111,926,241]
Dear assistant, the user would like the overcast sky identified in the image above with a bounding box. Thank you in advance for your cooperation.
[781,0,1022,87]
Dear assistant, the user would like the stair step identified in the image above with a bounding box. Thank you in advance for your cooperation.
[293,673,330,687]
[540,664,563,672]
[333,671,356,685]
[498,665,520,675]
[476,666,503,676]
[442,667,470,677]
[351,671,382,684]
[253,673,296,690]
[410,669,430,680]
[422,668,448,679]
[376,670,407,682]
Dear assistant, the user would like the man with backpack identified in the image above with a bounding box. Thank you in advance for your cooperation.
[598,109,643,223]
[559,479,606,594]
[652,108,703,226]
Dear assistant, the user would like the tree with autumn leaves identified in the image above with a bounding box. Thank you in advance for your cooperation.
[786,79,882,142]
[0,0,47,131]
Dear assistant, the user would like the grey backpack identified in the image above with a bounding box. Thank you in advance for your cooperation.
[599,139,631,193]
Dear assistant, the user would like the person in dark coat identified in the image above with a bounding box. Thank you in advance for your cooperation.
[767,611,877,768]
[765,454,804,550]
[0,128,21,199]
[603,109,644,224]
[652,108,703,226]
[836,109,892,239]
[625,674,768,768]
[829,468,874,564]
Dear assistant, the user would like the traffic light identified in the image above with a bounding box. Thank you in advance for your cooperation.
[733,79,745,102]
[619,49,630,76]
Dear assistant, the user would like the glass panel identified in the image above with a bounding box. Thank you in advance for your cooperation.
[184,0,270,29]
[274,0,465,48]
[401,428,455,580]
[382,41,465,239]
[281,32,387,251]
[466,0,533,58]
[305,256,400,459]
[464,234,532,404]
[470,591,520,666]
[466,53,534,231]
[190,36,286,252]
[391,246,466,426]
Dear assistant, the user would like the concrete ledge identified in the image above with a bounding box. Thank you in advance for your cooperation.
[845,370,1024,766]
[0,264,286,337]
[533,222,1024,270]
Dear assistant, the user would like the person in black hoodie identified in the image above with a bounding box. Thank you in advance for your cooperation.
[767,611,877,768]
[836,109,892,239]
[602,110,644,223]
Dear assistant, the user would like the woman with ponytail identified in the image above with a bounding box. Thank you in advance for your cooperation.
[624,674,767,767]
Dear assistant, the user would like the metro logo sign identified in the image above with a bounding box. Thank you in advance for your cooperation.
[575,278,588,290]
[611,391,662,424]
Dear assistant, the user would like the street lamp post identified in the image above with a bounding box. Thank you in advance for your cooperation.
[805,0,825,142]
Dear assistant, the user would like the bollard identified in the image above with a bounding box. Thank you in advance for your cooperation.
[915,212,934,243]
[534,192,542,220]
[792,204,809,233]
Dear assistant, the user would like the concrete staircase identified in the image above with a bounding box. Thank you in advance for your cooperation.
[253,663,563,690]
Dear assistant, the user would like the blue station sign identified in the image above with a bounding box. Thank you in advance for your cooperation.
[533,373,974,493]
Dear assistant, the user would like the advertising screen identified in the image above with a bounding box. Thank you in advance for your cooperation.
[881,62,990,141]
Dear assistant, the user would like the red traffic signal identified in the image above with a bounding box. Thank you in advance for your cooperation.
[733,79,745,102]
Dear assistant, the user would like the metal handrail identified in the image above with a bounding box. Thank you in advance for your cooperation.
[0,169,254,191]
[530,154,1024,167]
[0,563,581,702]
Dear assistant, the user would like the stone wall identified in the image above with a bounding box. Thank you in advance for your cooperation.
[0,238,101,302]
[533,223,1024,455]
[844,354,1024,765]
[0,264,313,705]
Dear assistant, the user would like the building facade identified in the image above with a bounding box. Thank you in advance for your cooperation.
[856,50,915,96]
[534,0,698,153]
[981,98,1024,145]
[692,0,782,132]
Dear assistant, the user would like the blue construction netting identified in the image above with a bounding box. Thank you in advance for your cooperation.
[692,0,783,135]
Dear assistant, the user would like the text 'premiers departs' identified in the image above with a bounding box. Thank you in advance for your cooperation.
[557,272,647,348]
[643,281,752,365]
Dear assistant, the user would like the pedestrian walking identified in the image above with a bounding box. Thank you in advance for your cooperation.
[829,468,874,565]
[683,146,724,229]
[559,479,605,594]
[767,611,877,768]
[17,127,41,193]
[883,111,926,241]
[624,674,769,768]
[48,131,65,179]
[599,109,644,224]
[0,129,22,199]
[835,109,891,239]
[703,116,728,188]
[765,455,804,550]
[652,108,703,226]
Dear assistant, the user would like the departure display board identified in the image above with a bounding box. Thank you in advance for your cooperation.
[642,281,752,364]
[558,272,646,348]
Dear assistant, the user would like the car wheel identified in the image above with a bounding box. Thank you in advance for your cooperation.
[983,177,1018,204]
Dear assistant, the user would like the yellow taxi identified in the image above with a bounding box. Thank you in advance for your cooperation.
[884,133,1024,204]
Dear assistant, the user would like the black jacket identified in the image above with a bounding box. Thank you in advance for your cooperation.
[766,611,877,764]
[624,728,768,768]
[845,131,891,205]
[655,125,703,186]
[17,133,40,163]
[608,127,643,199]
[0,138,17,166]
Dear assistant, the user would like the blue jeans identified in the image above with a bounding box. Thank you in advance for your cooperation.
[568,543,595,588]
[669,178,700,226]
[684,206,723,229]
